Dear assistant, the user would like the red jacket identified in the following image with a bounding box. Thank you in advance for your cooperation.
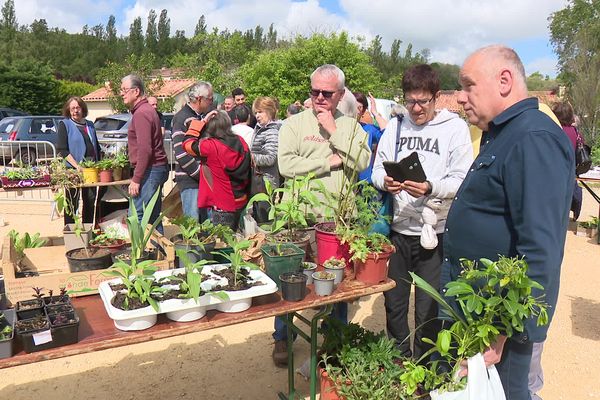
[183,131,251,212]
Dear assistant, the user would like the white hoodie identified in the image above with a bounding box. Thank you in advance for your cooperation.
[371,109,473,236]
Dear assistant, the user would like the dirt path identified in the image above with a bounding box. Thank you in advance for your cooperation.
[0,190,598,399]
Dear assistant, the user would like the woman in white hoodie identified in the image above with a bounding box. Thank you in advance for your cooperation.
[371,64,473,363]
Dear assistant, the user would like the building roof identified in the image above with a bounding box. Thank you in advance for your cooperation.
[435,90,559,115]
[82,78,196,102]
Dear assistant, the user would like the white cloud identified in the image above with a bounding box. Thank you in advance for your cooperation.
[525,57,560,78]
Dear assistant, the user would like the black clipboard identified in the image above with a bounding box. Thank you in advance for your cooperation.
[383,152,427,183]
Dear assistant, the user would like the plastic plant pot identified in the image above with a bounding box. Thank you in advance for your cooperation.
[15,299,44,320]
[261,243,305,289]
[301,262,318,285]
[323,258,346,287]
[66,247,113,273]
[0,309,15,359]
[312,271,335,296]
[353,246,394,285]
[315,222,351,269]
[279,272,308,302]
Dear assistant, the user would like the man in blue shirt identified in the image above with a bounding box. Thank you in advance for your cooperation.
[443,45,574,399]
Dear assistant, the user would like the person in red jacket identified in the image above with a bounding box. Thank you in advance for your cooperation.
[182,110,251,230]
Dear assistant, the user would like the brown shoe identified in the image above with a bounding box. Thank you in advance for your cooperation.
[272,340,288,367]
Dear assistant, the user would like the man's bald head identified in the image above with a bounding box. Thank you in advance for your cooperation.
[457,45,529,130]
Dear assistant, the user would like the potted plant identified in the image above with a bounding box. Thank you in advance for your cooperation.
[79,159,99,184]
[15,286,45,320]
[247,173,327,256]
[97,158,114,183]
[15,314,51,353]
[170,216,221,267]
[43,287,71,306]
[323,257,346,287]
[260,243,305,289]
[312,271,336,296]
[8,229,47,268]
[110,149,129,181]
[577,216,599,238]
[90,227,128,252]
[279,271,308,301]
[401,256,549,397]
[0,309,16,360]
[301,261,318,284]
[112,187,167,265]
[0,163,51,189]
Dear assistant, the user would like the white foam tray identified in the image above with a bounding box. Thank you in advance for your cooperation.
[98,264,278,330]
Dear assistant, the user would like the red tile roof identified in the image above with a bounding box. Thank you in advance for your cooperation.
[83,79,196,102]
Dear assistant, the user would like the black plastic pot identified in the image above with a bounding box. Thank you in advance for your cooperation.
[279,272,308,302]
[172,235,216,268]
[66,248,113,273]
[43,295,71,306]
[111,248,153,265]
[46,303,74,315]
[15,299,44,320]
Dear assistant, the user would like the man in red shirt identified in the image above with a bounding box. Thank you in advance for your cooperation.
[120,74,169,232]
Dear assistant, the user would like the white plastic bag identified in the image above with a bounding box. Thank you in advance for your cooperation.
[430,353,506,400]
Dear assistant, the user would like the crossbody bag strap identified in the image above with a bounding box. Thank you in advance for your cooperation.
[393,114,404,162]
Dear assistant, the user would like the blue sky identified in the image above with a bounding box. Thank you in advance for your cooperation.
[8,0,568,77]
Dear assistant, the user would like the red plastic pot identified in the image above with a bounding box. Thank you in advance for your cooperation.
[99,169,113,183]
[353,245,394,285]
[315,222,351,269]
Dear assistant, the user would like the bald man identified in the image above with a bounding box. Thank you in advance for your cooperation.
[442,45,574,400]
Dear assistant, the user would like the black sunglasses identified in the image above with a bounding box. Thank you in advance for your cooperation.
[309,88,337,98]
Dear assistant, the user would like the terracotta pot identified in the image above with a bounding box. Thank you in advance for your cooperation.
[353,245,394,285]
[314,222,351,269]
[99,169,113,183]
[319,367,346,400]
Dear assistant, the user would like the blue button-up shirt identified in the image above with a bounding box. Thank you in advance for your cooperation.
[441,97,574,342]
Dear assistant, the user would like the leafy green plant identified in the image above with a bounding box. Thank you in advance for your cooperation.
[335,181,392,262]
[96,158,113,171]
[212,240,259,287]
[173,249,214,303]
[0,313,13,340]
[2,165,42,180]
[403,256,549,394]
[8,229,47,261]
[111,150,130,169]
[126,187,167,262]
[79,159,97,168]
[246,172,328,240]
[579,216,599,229]
[104,258,162,311]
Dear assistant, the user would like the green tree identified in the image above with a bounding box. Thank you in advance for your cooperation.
[0,60,60,114]
[96,54,163,113]
[106,15,117,43]
[129,17,144,56]
[431,62,461,90]
[57,80,98,106]
[194,15,207,36]
[0,0,18,63]
[526,72,559,91]
[238,33,384,116]
[157,9,171,58]
[549,0,600,143]
[145,9,158,55]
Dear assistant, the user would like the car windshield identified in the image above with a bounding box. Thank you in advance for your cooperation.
[0,118,17,134]
[95,118,127,131]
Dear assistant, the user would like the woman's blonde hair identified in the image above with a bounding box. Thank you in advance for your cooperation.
[252,96,278,120]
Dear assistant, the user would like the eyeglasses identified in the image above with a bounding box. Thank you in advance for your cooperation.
[405,95,435,108]
[309,88,337,99]
[120,87,135,95]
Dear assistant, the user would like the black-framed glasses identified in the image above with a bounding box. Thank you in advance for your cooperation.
[405,95,435,108]
[309,88,337,98]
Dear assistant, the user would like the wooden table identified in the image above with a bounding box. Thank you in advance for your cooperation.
[0,277,395,398]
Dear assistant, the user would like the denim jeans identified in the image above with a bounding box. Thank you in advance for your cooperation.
[272,302,348,341]
[179,187,200,220]
[130,165,169,234]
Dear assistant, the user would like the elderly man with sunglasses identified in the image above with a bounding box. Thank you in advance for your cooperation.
[275,64,371,367]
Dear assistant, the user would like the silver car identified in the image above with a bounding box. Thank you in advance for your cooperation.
[94,113,174,164]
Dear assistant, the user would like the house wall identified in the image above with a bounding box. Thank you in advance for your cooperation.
[86,101,114,122]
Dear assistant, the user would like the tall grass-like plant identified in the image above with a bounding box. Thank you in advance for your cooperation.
[126,187,166,262]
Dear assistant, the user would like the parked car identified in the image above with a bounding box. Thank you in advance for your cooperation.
[0,108,29,121]
[0,116,63,165]
[95,112,175,163]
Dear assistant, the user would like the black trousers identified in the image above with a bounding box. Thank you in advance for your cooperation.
[64,187,103,226]
[384,232,443,362]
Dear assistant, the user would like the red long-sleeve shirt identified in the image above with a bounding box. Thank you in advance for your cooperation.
[127,99,167,184]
